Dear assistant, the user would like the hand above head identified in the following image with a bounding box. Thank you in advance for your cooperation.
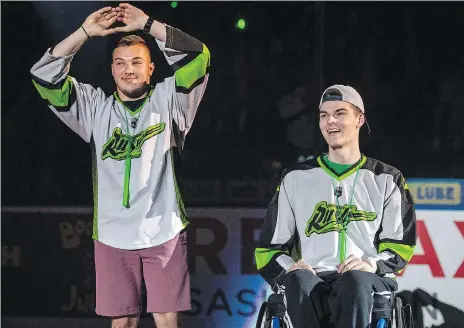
[113,3,149,33]
[81,7,119,37]
[337,254,377,274]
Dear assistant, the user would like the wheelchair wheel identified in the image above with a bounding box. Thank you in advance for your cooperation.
[403,303,414,328]
[394,297,404,328]
[255,302,288,328]
[256,302,268,328]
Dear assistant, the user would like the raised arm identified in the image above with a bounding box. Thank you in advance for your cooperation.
[113,3,210,143]
[52,6,118,56]
[30,6,117,142]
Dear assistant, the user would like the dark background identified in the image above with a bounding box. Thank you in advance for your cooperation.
[3,1,464,207]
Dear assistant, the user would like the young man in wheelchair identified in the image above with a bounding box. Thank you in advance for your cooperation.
[255,85,417,328]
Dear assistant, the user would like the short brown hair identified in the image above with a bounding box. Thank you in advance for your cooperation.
[115,35,147,48]
[113,35,151,62]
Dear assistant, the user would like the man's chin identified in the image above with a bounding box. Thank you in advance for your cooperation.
[327,141,343,150]
[119,84,150,99]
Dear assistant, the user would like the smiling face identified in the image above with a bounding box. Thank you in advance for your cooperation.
[319,100,365,149]
[111,43,154,100]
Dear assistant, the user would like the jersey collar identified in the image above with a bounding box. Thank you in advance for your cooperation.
[317,154,366,181]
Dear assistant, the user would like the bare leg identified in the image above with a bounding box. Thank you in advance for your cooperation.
[111,315,140,328]
[153,312,182,328]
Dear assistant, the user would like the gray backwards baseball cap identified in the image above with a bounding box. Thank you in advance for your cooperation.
[319,84,370,133]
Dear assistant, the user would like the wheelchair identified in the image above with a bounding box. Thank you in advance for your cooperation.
[255,284,414,328]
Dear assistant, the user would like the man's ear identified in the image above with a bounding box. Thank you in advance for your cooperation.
[149,62,155,76]
[357,113,365,129]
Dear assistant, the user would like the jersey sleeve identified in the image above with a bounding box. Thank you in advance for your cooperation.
[30,48,104,143]
[368,173,417,275]
[156,25,210,148]
[255,170,299,288]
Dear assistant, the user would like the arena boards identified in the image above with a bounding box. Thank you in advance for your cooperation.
[2,179,463,328]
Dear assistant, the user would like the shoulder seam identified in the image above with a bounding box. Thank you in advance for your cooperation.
[362,157,403,188]
[281,161,319,180]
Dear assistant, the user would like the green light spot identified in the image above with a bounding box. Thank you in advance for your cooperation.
[170,1,178,8]
[236,18,246,30]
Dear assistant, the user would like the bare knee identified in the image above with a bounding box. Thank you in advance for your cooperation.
[112,315,139,328]
[153,312,181,328]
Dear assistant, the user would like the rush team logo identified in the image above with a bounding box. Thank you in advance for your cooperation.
[305,201,378,237]
[101,123,166,161]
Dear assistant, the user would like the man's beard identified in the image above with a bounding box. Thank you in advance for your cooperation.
[119,83,150,99]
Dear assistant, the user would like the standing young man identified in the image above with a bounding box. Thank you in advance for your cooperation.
[255,85,416,328]
[31,3,210,328]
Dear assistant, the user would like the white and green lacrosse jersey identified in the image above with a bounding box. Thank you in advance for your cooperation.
[255,154,417,286]
[30,25,210,250]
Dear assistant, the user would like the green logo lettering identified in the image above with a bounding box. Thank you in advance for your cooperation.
[305,201,377,237]
[101,123,166,161]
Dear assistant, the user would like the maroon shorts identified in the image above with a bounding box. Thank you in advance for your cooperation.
[94,231,190,317]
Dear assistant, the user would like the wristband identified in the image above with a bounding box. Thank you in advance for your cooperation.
[143,16,154,34]
[81,25,90,39]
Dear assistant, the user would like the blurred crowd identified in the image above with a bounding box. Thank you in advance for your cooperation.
[2,2,464,206]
